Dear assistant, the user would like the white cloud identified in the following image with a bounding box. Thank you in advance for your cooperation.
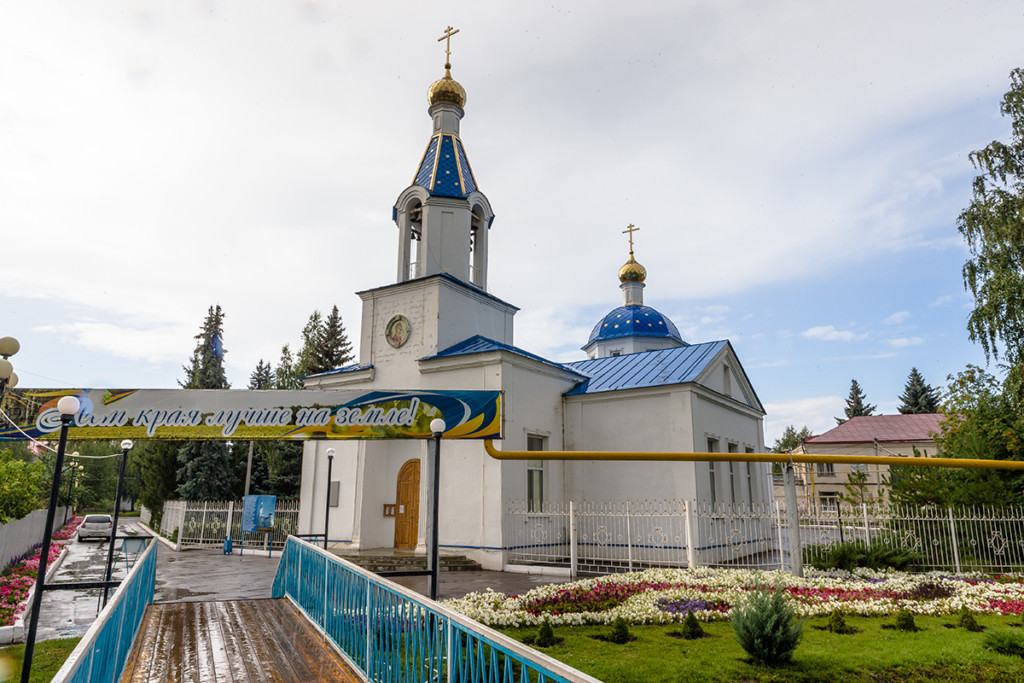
[885,311,910,324]
[800,326,866,342]
[886,337,924,349]
[930,295,955,307]
[33,321,191,363]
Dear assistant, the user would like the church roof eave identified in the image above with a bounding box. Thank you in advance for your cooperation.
[422,335,588,380]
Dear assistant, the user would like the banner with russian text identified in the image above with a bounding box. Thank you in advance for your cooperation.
[0,389,502,441]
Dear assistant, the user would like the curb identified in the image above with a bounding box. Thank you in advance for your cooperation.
[137,522,180,552]
[0,542,71,645]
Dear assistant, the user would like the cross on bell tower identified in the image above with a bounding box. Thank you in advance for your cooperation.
[392,29,494,290]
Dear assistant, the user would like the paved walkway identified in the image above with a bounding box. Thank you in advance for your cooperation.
[121,599,361,682]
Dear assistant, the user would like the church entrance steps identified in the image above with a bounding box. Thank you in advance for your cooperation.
[328,548,482,573]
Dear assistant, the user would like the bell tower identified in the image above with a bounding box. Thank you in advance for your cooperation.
[394,26,494,290]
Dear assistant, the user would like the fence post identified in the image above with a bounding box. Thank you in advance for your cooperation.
[569,501,578,579]
[774,501,784,571]
[948,507,961,574]
[685,500,697,569]
[226,501,234,543]
[783,464,803,577]
[625,500,633,572]
[200,501,208,544]
[863,503,871,546]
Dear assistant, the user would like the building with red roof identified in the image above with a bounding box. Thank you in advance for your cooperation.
[774,414,943,509]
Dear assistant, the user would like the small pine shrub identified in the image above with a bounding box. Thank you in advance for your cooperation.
[983,629,1024,657]
[731,587,803,666]
[680,611,705,640]
[894,609,918,632]
[536,620,556,648]
[957,607,983,632]
[825,609,856,634]
[608,617,631,644]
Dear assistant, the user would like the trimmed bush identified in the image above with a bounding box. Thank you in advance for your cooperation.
[825,609,857,634]
[730,587,803,666]
[608,617,631,644]
[957,607,983,632]
[680,611,705,640]
[894,609,918,632]
[536,619,556,647]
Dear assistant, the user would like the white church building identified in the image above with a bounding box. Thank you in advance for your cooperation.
[296,51,769,570]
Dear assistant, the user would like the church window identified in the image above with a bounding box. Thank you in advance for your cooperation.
[707,437,719,505]
[745,449,756,502]
[408,203,423,279]
[527,435,546,512]
[728,443,738,503]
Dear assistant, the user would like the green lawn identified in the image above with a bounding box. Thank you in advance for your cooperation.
[499,614,1024,682]
[0,638,81,683]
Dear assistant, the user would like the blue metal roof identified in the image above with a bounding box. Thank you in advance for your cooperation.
[587,305,683,344]
[424,335,587,378]
[303,363,373,379]
[564,341,727,395]
[413,134,478,198]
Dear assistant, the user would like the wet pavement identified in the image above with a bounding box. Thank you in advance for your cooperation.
[35,527,571,642]
[34,519,145,642]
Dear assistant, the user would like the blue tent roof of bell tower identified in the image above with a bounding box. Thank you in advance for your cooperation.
[413,134,478,198]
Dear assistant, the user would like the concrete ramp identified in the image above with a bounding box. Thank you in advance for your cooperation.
[120,599,362,682]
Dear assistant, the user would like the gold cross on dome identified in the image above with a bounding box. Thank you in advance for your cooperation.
[622,223,639,253]
[438,26,460,66]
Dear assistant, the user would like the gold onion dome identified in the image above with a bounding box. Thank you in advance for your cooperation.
[618,253,647,283]
[428,63,467,107]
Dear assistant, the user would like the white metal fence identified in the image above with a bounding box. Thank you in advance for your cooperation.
[504,500,1024,575]
[0,507,71,571]
[159,499,300,550]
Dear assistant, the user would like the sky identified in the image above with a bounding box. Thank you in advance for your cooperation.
[2,1,1022,446]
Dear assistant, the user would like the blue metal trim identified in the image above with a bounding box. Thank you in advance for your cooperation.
[53,539,157,683]
[272,536,591,683]
[425,334,588,380]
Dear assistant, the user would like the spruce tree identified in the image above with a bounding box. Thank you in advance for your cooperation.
[898,367,941,414]
[249,359,273,390]
[275,345,301,390]
[835,379,876,425]
[177,305,237,500]
[320,305,354,370]
[295,310,323,378]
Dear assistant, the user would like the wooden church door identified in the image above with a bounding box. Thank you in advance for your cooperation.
[394,459,420,550]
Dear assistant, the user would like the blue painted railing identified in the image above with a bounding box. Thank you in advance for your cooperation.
[51,539,157,683]
[273,536,600,683]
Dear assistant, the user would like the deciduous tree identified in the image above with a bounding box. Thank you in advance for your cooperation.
[957,68,1024,402]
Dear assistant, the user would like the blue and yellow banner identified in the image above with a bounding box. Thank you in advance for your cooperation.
[0,388,502,441]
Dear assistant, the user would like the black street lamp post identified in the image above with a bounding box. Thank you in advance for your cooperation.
[323,448,334,550]
[428,418,445,601]
[102,439,133,607]
[21,394,79,683]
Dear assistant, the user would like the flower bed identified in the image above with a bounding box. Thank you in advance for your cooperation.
[443,567,1024,628]
[0,516,83,626]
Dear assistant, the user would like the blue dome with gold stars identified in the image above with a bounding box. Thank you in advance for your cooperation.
[588,305,684,344]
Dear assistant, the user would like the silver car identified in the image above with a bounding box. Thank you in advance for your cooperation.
[78,514,113,541]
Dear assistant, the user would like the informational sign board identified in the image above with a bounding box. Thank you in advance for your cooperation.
[242,495,277,533]
[0,388,502,441]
